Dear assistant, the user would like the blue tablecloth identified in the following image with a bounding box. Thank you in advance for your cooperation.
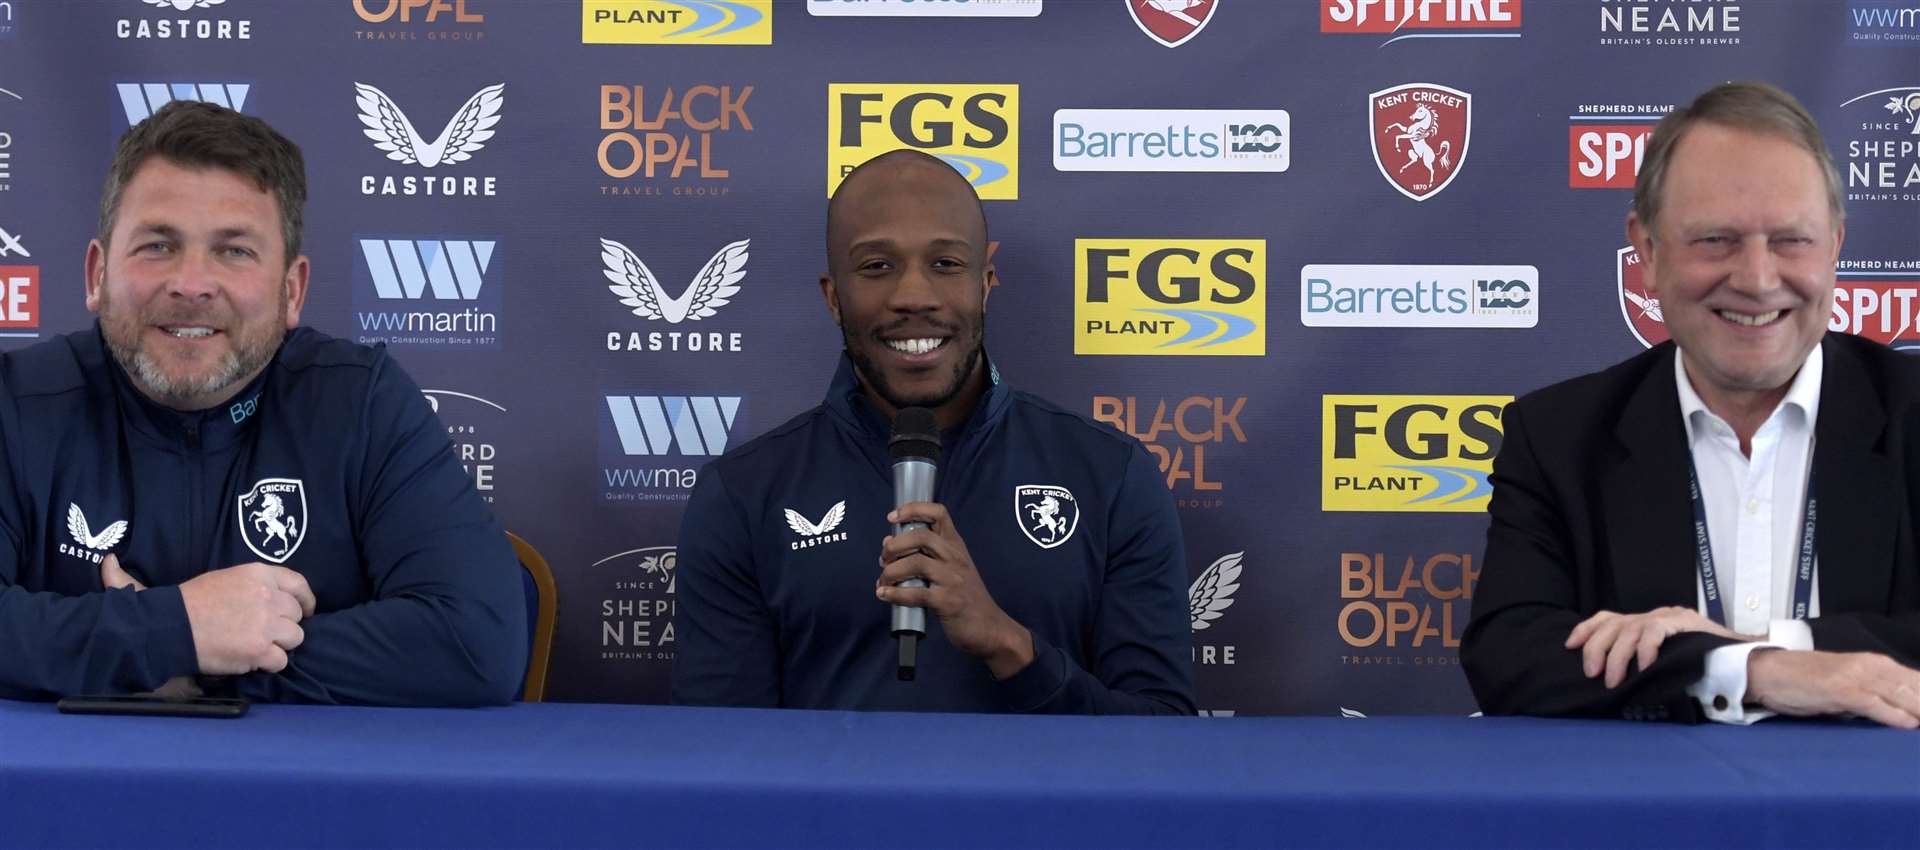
[0,700,1914,849]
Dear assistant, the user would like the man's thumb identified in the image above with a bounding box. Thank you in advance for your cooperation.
[101,553,146,591]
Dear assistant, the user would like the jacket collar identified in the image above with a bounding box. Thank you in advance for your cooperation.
[821,351,1009,472]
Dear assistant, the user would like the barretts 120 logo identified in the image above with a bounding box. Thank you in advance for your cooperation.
[115,82,251,127]
[1053,109,1288,173]
[582,1,772,45]
[1075,239,1265,356]
[1322,395,1508,512]
[1320,0,1522,45]
[828,84,1019,199]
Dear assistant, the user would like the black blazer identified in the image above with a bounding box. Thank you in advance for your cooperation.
[1463,333,1920,722]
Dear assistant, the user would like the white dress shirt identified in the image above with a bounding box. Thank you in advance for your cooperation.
[1674,346,1822,724]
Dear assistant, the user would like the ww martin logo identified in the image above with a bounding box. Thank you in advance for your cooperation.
[1075,238,1265,356]
[583,0,772,45]
[116,82,250,126]
[352,237,502,350]
[605,395,740,456]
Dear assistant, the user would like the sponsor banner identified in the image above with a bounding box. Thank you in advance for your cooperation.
[1321,395,1509,512]
[115,82,251,127]
[1369,83,1470,201]
[806,0,1042,16]
[1833,267,1920,350]
[1599,0,1742,47]
[1128,0,1217,48]
[599,237,750,353]
[1850,3,1920,44]
[1320,0,1522,45]
[1052,109,1288,173]
[355,81,504,197]
[1300,264,1538,328]
[1092,395,1249,508]
[422,389,505,503]
[597,84,754,197]
[352,237,503,348]
[117,0,253,40]
[582,0,773,45]
[0,226,37,337]
[1074,239,1266,356]
[595,546,678,663]
[598,394,741,502]
[353,0,487,42]
[1337,550,1478,665]
[1568,104,1670,189]
[1840,85,1920,204]
[827,83,1019,199]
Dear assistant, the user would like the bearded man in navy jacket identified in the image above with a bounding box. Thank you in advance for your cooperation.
[671,151,1195,714]
[0,101,525,705]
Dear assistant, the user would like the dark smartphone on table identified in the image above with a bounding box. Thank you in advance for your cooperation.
[56,694,249,719]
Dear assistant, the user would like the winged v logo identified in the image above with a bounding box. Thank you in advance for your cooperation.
[67,504,129,551]
[600,238,750,324]
[785,501,849,550]
[355,82,505,169]
[785,501,846,537]
[144,0,226,8]
[1188,551,1242,630]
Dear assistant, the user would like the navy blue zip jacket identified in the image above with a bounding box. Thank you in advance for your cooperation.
[672,357,1195,714]
[0,325,526,705]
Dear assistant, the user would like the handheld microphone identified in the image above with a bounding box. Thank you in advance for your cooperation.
[888,407,941,682]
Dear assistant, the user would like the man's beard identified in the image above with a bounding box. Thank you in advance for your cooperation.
[98,283,287,410]
[844,318,985,414]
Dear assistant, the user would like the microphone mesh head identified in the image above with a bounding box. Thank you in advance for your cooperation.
[889,407,941,463]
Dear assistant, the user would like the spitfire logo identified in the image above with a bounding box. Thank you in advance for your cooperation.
[1617,245,1667,348]
[355,82,503,197]
[1370,83,1470,201]
[61,504,128,565]
[1128,0,1217,48]
[0,226,36,337]
[116,83,250,126]
[785,500,848,550]
[237,478,306,564]
[1014,485,1079,549]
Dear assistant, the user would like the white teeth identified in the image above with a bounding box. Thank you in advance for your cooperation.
[166,327,215,338]
[886,338,944,355]
[1717,310,1781,327]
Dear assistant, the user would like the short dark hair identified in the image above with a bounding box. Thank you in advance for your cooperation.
[98,100,308,263]
[1633,81,1844,233]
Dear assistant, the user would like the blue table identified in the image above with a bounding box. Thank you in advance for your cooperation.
[0,700,1913,848]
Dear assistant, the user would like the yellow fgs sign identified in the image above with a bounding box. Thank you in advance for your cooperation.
[582,1,772,45]
[1074,239,1265,356]
[827,84,1019,199]
[1322,395,1509,512]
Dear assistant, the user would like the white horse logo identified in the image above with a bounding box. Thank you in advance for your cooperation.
[1027,495,1067,544]
[250,493,300,559]
[1384,103,1453,188]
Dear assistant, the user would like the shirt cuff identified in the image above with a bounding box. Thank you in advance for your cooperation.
[994,632,1068,713]
[1767,619,1814,651]
[1687,642,1781,725]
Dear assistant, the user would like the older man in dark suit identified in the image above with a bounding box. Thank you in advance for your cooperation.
[1464,81,1920,727]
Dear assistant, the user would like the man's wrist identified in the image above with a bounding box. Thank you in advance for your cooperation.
[984,620,1035,680]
